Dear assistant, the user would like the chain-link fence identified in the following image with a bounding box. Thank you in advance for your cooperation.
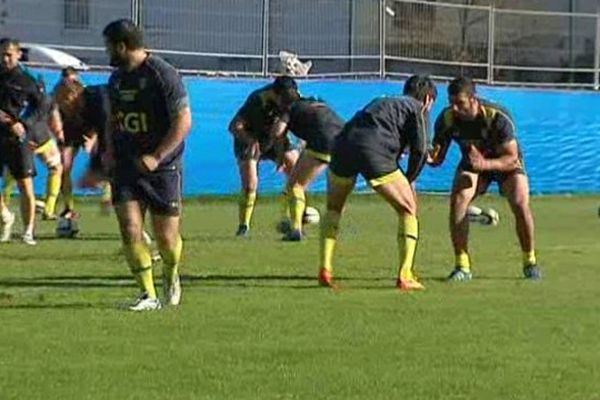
[2,0,599,87]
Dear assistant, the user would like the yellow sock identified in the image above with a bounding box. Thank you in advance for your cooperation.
[44,169,61,216]
[280,190,290,221]
[320,210,341,272]
[101,181,112,203]
[456,250,471,272]
[398,213,419,281]
[123,242,156,298]
[288,185,306,231]
[159,235,183,284]
[2,172,16,206]
[238,190,256,227]
[523,250,537,267]
[63,176,75,211]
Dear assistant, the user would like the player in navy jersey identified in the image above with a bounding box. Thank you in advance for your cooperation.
[430,77,541,281]
[318,75,437,291]
[269,97,344,241]
[103,19,192,311]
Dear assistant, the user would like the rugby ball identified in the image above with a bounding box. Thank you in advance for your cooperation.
[303,206,321,225]
[56,215,79,238]
[467,205,499,226]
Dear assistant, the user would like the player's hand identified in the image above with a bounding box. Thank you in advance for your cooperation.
[467,144,489,172]
[0,109,14,125]
[27,140,39,151]
[137,154,160,173]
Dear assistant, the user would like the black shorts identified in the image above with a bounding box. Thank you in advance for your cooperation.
[112,165,182,216]
[329,135,399,183]
[0,138,36,179]
[303,134,336,163]
[234,135,298,162]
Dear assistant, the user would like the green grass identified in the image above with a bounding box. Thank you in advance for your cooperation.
[1,194,600,400]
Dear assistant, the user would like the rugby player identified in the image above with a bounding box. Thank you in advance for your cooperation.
[228,76,301,237]
[103,19,192,311]
[269,97,344,241]
[3,76,64,221]
[0,38,46,245]
[429,77,541,281]
[318,75,437,290]
[53,76,93,217]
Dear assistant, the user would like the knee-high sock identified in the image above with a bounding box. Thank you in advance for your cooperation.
[238,190,256,227]
[522,250,537,267]
[288,185,306,231]
[63,174,75,211]
[455,251,471,271]
[398,213,419,281]
[44,168,61,216]
[2,173,16,206]
[159,235,183,284]
[320,210,341,272]
[280,190,290,220]
[123,242,156,298]
[101,181,112,203]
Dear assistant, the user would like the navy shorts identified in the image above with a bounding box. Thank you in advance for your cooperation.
[112,165,182,216]
[0,138,36,179]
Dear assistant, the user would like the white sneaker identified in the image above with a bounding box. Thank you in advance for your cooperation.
[128,293,162,311]
[0,212,15,242]
[21,232,37,246]
[163,274,182,306]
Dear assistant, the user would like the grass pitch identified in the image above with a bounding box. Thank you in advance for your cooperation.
[0,194,599,400]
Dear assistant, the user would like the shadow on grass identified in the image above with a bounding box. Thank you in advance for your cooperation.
[0,302,115,310]
[0,273,398,290]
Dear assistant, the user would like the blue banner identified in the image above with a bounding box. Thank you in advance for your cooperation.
[26,70,600,195]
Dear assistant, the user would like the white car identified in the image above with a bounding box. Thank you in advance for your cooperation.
[20,43,89,70]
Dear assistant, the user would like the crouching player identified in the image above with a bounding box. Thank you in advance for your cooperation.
[228,76,301,237]
[270,97,344,241]
[318,75,437,290]
[103,19,192,311]
[429,77,541,281]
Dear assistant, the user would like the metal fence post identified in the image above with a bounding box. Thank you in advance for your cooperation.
[487,4,495,85]
[262,0,270,77]
[130,0,139,26]
[380,0,385,79]
[594,8,600,90]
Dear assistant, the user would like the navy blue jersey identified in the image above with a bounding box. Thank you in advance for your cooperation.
[340,96,429,181]
[433,98,522,170]
[108,54,189,169]
[235,83,279,142]
[286,98,344,143]
[0,65,45,140]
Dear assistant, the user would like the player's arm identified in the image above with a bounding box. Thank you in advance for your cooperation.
[405,110,429,183]
[48,105,65,145]
[228,97,260,145]
[428,111,452,167]
[467,111,519,172]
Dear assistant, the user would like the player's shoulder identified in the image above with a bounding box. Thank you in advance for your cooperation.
[144,54,182,84]
[479,98,513,122]
[435,106,454,126]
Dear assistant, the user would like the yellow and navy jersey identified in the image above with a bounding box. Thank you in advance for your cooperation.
[433,99,522,164]
[234,84,280,142]
[284,97,344,143]
[340,96,429,182]
[108,54,189,169]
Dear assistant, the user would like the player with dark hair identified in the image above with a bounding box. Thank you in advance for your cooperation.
[318,75,437,290]
[3,75,64,221]
[0,37,46,244]
[269,96,345,241]
[429,76,541,281]
[228,76,301,237]
[103,19,192,311]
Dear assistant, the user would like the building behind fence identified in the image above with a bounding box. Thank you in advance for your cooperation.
[2,0,599,87]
